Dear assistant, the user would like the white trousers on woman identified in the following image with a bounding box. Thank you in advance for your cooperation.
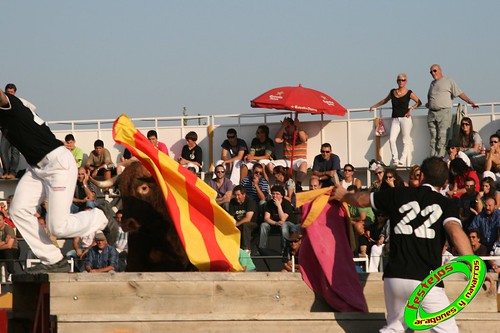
[389,117,413,165]
[10,146,107,265]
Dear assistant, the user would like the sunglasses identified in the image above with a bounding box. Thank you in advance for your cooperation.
[491,140,499,144]
[386,176,394,179]
[344,169,353,172]
[290,239,301,243]
[215,170,225,174]
[397,79,406,82]
[227,135,236,139]
[461,123,471,127]
[320,150,331,153]
[253,171,262,175]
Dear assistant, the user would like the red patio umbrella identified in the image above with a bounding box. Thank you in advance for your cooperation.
[251,84,347,178]
[250,84,347,116]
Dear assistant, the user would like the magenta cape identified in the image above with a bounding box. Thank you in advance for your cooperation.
[297,190,368,313]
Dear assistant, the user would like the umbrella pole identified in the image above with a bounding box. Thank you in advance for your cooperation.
[208,124,214,172]
[375,118,382,161]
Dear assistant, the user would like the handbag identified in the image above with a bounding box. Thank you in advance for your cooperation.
[375,118,386,137]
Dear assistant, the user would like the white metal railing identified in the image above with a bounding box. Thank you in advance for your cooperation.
[41,101,500,186]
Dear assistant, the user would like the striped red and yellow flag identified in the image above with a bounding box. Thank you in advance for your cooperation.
[113,114,243,272]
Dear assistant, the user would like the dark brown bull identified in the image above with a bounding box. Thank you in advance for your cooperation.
[95,161,197,272]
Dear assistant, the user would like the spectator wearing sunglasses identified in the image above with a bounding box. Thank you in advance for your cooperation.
[457,117,482,157]
[369,165,385,193]
[484,133,500,185]
[426,64,478,157]
[208,164,233,212]
[312,142,341,187]
[215,128,248,185]
[340,164,362,190]
[240,163,269,206]
[370,73,422,167]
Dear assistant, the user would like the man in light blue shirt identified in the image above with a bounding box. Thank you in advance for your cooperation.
[469,196,500,251]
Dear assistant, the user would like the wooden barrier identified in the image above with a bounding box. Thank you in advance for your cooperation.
[7,272,500,333]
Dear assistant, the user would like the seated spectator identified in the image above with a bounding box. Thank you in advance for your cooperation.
[458,117,482,157]
[369,164,385,192]
[0,211,20,276]
[209,164,233,211]
[340,164,362,189]
[407,165,421,188]
[458,177,479,230]
[469,196,500,252]
[114,210,128,272]
[447,158,480,199]
[86,139,116,180]
[178,131,203,173]
[281,231,302,273]
[64,134,84,167]
[241,125,275,182]
[475,176,500,213]
[312,143,341,187]
[468,229,489,256]
[309,176,321,190]
[71,167,97,213]
[0,195,16,231]
[380,168,406,190]
[346,185,375,257]
[272,165,295,205]
[66,232,96,272]
[228,185,259,255]
[147,130,169,155]
[489,228,500,273]
[259,185,300,251]
[240,163,269,207]
[365,211,390,272]
[117,147,138,175]
[483,133,500,184]
[84,232,119,273]
[444,139,471,168]
[215,128,248,185]
[267,117,308,192]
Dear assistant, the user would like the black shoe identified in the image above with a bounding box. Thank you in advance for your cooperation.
[25,258,70,274]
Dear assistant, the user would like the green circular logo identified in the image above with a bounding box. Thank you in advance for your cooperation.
[404,255,486,330]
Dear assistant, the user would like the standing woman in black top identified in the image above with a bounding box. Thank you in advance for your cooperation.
[370,73,422,167]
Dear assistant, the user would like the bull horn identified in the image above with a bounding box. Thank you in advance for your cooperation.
[90,175,120,188]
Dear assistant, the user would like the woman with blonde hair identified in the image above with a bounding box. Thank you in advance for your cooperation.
[370,73,422,167]
[408,165,421,187]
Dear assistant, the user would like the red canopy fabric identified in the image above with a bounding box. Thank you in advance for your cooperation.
[251,84,347,116]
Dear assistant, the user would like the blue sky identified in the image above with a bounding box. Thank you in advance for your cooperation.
[4,1,500,121]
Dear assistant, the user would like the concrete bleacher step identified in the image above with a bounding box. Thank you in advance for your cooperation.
[8,272,500,333]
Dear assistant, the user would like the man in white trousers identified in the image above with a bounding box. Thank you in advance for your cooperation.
[0,88,108,274]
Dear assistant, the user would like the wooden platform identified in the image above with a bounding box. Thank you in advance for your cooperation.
[7,272,500,333]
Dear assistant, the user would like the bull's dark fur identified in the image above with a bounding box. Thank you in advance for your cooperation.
[120,162,197,272]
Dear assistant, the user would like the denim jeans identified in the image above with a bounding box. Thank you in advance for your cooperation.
[259,221,300,249]
[427,108,452,157]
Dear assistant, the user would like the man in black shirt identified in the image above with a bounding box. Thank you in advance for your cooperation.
[331,157,473,333]
[0,89,108,274]
[259,185,299,250]
[228,185,258,254]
